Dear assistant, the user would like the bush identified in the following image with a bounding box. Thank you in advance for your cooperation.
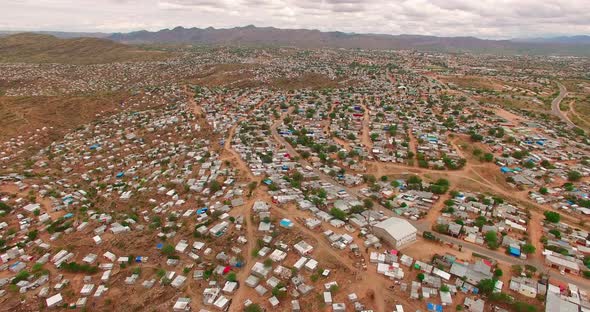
[434,224,449,234]
[544,211,560,223]
[330,208,347,220]
[513,301,537,312]
[470,132,483,141]
[209,180,222,192]
[407,175,422,185]
[60,262,99,274]
[161,244,176,257]
[11,270,30,284]
[476,278,496,295]
[423,231,436,240]
[417,273,425,281]
[568,171,582,182]
[430,179,450,194]
[521,244,536,255]
[244,304,263,312]
[484,231,499,249]
[263,258,273,268]
[494,269,503,278]
[226,272,237,282]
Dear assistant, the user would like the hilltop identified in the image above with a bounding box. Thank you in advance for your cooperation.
[0,33,169,64]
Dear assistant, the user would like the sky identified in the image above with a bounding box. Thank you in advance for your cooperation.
[1,0,589,39]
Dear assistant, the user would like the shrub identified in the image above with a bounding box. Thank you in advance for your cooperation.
[567,171,582,182]
[161,244,176,257]
[60,262,99,274]
[544,211,560,223]
[330,208,347,221]
[521,244,536,255]
[417,273,425,281]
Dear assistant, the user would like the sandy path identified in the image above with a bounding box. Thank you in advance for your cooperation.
[359,99,374,152]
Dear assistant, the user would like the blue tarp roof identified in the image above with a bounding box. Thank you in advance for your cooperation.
[156,243,163,249]
[280,219,293,227]
[509,246,521,256]
[427,303,443,312]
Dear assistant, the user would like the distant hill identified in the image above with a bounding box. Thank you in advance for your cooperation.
[108,25,590,56]
[2,27,589,57]
[0,33,169,64]
[0,30,109,39]
[513,35,590,45]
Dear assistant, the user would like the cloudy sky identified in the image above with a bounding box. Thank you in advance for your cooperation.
[1,0,589,39]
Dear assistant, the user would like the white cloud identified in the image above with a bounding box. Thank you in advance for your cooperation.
[1,0,588,39]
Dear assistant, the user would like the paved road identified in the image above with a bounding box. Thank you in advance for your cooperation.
[270,109,590,288]
[552,82,575,127]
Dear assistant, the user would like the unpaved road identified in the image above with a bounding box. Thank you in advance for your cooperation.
[552,82,575,127]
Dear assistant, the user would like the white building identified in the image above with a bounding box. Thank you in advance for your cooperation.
[372,217,417,249]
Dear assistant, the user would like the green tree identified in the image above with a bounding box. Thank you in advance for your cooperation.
[476,279,496,295]
[484,231,499,249]
[544,211,560,223]
[330,208,347,221]
[494,269,503,278]
[226,272,237,282]
[209,180,222,192]
[263,258,273,267]
[417,273,425,281]
[161,244,176,257]
[568,171,582,182]
[521,244,536,255]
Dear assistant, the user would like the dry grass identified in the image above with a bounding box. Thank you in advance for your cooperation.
[0,92,131,140]
[270,73,349,90]
[0,33,171,64]
[569,100,590,130]
[440,75,503,91]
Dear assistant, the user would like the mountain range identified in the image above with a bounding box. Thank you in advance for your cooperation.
[2,26,590,56]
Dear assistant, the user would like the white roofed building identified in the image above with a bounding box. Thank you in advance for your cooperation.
[372,217,417,249]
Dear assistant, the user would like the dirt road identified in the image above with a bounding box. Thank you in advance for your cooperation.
[552,82,575,127]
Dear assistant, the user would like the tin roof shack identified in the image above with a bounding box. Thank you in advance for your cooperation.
[173,298,191,311]
[544,251,580,275]
[545,282,585,312]
[372,217,417,249]
[46,293,63,308]
[463,297,485,312]
[449,259,494,286]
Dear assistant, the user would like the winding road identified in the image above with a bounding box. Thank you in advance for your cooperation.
[552,82,575,127]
